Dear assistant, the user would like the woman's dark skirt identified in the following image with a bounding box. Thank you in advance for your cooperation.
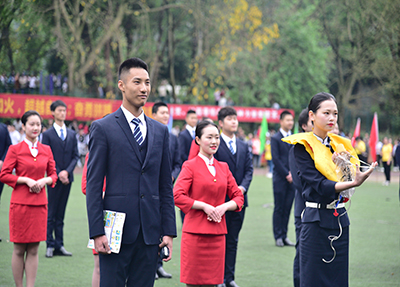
[300,221,349,287]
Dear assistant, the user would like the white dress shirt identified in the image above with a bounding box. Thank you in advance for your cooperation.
[185,125,196,139]
[280,128,291,138]
[121,105,147,141]
[220,132,237,154]
[24,138,38,157]
[53,122,67,140]
[198,152,216,176]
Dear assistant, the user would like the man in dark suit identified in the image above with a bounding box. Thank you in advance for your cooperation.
[151,101,181,279]
[42,100,79,257]
[86,58,177,287]
[178,109,198,165]
[215,107,253,287]
[289,109,313,287]
[0,122,12,242]
[271,110,295,247]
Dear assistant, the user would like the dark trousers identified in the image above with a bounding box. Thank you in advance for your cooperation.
[293,216,302,287]
[99,229,159,287]
[383,161,391,182]
[0,182,4,201]
[224,207,246,283]
[273,179,295,240]
[46,182,71,249]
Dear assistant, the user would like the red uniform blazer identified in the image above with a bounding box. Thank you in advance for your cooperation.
[187,139,199,161]
[0,141,57,205]
[81,153,106,195]
[174,156,244,235]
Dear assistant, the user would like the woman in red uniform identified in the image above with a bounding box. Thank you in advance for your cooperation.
[0,110,57,287]
[174,120,244,286]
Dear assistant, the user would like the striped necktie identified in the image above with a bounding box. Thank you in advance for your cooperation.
[131,118,144,145]
[229,140,235,155]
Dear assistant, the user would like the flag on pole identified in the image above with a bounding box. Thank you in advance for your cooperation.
[167,108,173,132]
[259,113,268,154]
[351,118,361,147]
[369,113,379,162]
[294,122,299,134]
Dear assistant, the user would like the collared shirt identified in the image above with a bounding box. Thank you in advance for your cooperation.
[24,138,38,157]
[121,105,147,141]
[53,122,67,140]
[313,133,330,146]
[186,125,196,139]
[198,152,216,176]
[280,128,291,138]
[220,132,236,155]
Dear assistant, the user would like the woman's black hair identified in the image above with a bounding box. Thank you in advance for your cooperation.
[308,92,337,113]
[195,120,219,145]
[21,110,42,125]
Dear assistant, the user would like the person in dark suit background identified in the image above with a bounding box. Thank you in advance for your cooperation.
[42,100,79,257]
[396,139,400,201]
[152,101,181,279]
[289,109,313,287]
[271,110,295,247]
[215,107,253,287]
[86,58,176,287]
[178,109,198,222]
[179,109,198,165]
[0,122,12,198]
[0,122,13,242]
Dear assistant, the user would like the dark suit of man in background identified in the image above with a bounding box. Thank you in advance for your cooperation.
[289,109,313,287]
[152,101,181,279]
[215,107,253,287]
[86,58,176,287]
[42,100,78,257]
[271,110,295,247]
[0,122,12,242]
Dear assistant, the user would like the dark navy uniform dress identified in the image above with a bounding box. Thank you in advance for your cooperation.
[294,143,349,287]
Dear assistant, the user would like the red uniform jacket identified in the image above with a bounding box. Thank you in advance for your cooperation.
[188,139,199,161]
[0,141,57,205]
[174,156,244,235]
[81,153,106,195]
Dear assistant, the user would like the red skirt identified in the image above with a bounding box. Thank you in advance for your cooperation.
[9,203,47,243]
[180,232,225,285]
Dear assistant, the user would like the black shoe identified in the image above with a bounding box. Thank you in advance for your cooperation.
[157,266,172,278]
[276,238,284,247]
[155,272,159,280]
[53,246,72,256]
[283,238,295,246]
[227,281,240,287]
[46,247,54,258]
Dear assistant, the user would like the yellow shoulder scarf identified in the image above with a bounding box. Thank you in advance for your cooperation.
[282,132,359,182]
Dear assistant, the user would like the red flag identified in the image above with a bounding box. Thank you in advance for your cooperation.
[369,113,379,162]
[351,118,361,147]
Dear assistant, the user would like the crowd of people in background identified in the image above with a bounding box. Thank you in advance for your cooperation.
[0,73,68,95]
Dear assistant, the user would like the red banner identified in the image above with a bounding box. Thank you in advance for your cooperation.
[0,93,293,123]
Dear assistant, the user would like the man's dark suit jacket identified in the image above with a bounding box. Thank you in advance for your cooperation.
[289,146,305,218]
[178,129,193,164]
[215,138,253,207]
[0,123,11,162]
[86,108,177,245]
[42,126,79,182]
[169,133,181,181]
[271,131,291,180]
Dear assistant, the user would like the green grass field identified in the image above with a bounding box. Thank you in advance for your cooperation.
[0,173,399,287]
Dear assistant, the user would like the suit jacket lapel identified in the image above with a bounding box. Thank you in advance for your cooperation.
[142,116,154,169]
[221,139,236,162]
[115,108,142,164]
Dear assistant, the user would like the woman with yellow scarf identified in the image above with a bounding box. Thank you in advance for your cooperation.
[283,93,377,287]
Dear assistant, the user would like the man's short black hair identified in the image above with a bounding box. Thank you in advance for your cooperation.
[118,58,148,80]
[218,107,237,122]
[152,102,168,114]
[50,100,67,112]
[280,110,292,121]
[186,110,196,117]
[298,109,309,132]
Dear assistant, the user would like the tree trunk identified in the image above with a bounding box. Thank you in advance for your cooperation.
[168,10,176,102]
[104,39,113,95]
[1,22,15,72]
